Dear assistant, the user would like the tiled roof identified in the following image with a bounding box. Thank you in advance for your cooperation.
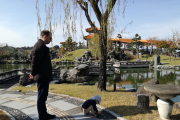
[83,34,160,44]
[84,34,95,40]
[86,27,100,32]
[111,38,133,43]
[85,21,100,32]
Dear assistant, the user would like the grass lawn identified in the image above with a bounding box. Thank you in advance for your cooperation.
[12,84,180,120]
[129,54,180,66]
[52,49,89,62]
[0,110,10,120]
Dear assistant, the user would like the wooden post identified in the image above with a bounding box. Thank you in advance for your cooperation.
[114,74,116,91]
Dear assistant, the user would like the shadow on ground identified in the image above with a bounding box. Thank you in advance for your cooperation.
[108,105,157,117]
[170,114,180,120]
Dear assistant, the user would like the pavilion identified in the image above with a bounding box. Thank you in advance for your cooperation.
[84,22,158,53]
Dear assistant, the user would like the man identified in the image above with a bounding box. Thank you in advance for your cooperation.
[29,30,56,120]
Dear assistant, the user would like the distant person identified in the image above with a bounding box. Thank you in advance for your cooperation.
[29,30,56,120]
[82,95,102,117]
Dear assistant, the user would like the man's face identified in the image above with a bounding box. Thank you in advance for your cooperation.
[45,33,52,44]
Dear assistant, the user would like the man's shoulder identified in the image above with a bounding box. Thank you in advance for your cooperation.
[33,40,45,50]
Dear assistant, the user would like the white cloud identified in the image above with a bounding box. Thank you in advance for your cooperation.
[134,18,180,39]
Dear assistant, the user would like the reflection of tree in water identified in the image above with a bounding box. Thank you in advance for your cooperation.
[157,71,176,84]
[91,68,177,86]
[126,73,150,89]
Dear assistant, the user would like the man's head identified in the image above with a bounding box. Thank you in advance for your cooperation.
[40,30,52,44]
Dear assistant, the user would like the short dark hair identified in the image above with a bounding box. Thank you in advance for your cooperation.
[40,30,51,38]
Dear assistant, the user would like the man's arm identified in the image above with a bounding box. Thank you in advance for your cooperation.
[30,46,44,77]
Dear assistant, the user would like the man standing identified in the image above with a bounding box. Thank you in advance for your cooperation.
[29,30,56,120]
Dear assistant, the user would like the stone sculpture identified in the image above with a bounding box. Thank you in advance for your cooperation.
[60,64,92,83]
[74,50,93,63]
[107,50,127,61]
[137,79,159,102]
[19,68,29,86]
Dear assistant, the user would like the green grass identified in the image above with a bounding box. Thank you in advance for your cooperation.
[52,49,180,66]
[0,110,10,120]
[52,49,89,62]
[129,54,180,66]
[12,84,180,120]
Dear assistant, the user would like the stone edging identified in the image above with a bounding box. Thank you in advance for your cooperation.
[48,93,126,120]
[0,109,16,120]
[7,84,126,120]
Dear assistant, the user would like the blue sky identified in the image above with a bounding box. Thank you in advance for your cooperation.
[0,0,180,47]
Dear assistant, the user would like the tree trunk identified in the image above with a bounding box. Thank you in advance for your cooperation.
[98,24,107,91]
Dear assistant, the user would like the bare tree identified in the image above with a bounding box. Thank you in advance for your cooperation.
[36,0,129,91]
[147,36,158,55]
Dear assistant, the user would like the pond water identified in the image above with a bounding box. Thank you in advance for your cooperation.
[0,64,31,73]
[93,68,180,102]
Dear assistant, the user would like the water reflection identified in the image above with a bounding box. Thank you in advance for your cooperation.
[0,64,31,73]
[114,68,180,102]
[116,68,179,87]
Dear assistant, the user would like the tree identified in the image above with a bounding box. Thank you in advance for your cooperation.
[78,42,83,49]
[36,0,128,91]
[62,37,75,52]
[59,47,66,58]
[147,36,158,55]
[53,45,59,50]
[154,40,168,55]
[116,33,123,52]
[127,34,142,59]
[88,33,100,60]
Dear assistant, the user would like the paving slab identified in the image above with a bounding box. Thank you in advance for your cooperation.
[21,106,39,120]
[0,94,22,98]
[2,101,32,110]
[24,95,52,101]
[71,113,98,120]
[0,99,10,104]
[48,100,78,111]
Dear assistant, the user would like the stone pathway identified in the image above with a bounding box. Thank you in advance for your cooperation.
[0,91,119,120]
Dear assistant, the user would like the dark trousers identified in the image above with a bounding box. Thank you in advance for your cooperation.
[37,81,49,119]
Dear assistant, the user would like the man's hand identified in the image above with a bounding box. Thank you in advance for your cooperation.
[29,74,34,80]
[98,111,101,114]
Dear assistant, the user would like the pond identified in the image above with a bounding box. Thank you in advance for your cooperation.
[92,68,180,102]
[0,64,31,73]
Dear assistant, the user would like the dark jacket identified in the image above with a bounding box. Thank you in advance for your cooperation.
[82,99,98,114]
[30,39,52,82]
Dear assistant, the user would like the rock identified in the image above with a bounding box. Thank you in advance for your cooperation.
[19,68,29,86]
[137,79,159,102]
[74,57,81,62]
[60,69,68,82]
[60,64,91,83]
[74,64,89,70]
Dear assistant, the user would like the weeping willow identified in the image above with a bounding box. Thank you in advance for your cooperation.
[36,0,129,91]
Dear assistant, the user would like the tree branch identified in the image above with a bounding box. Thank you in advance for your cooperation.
[104,0,117,22]
[77,0,99,33]
[89,0,102,23]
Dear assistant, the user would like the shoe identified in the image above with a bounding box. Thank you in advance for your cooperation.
[90,113,97,118]
[47,113,56,119]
